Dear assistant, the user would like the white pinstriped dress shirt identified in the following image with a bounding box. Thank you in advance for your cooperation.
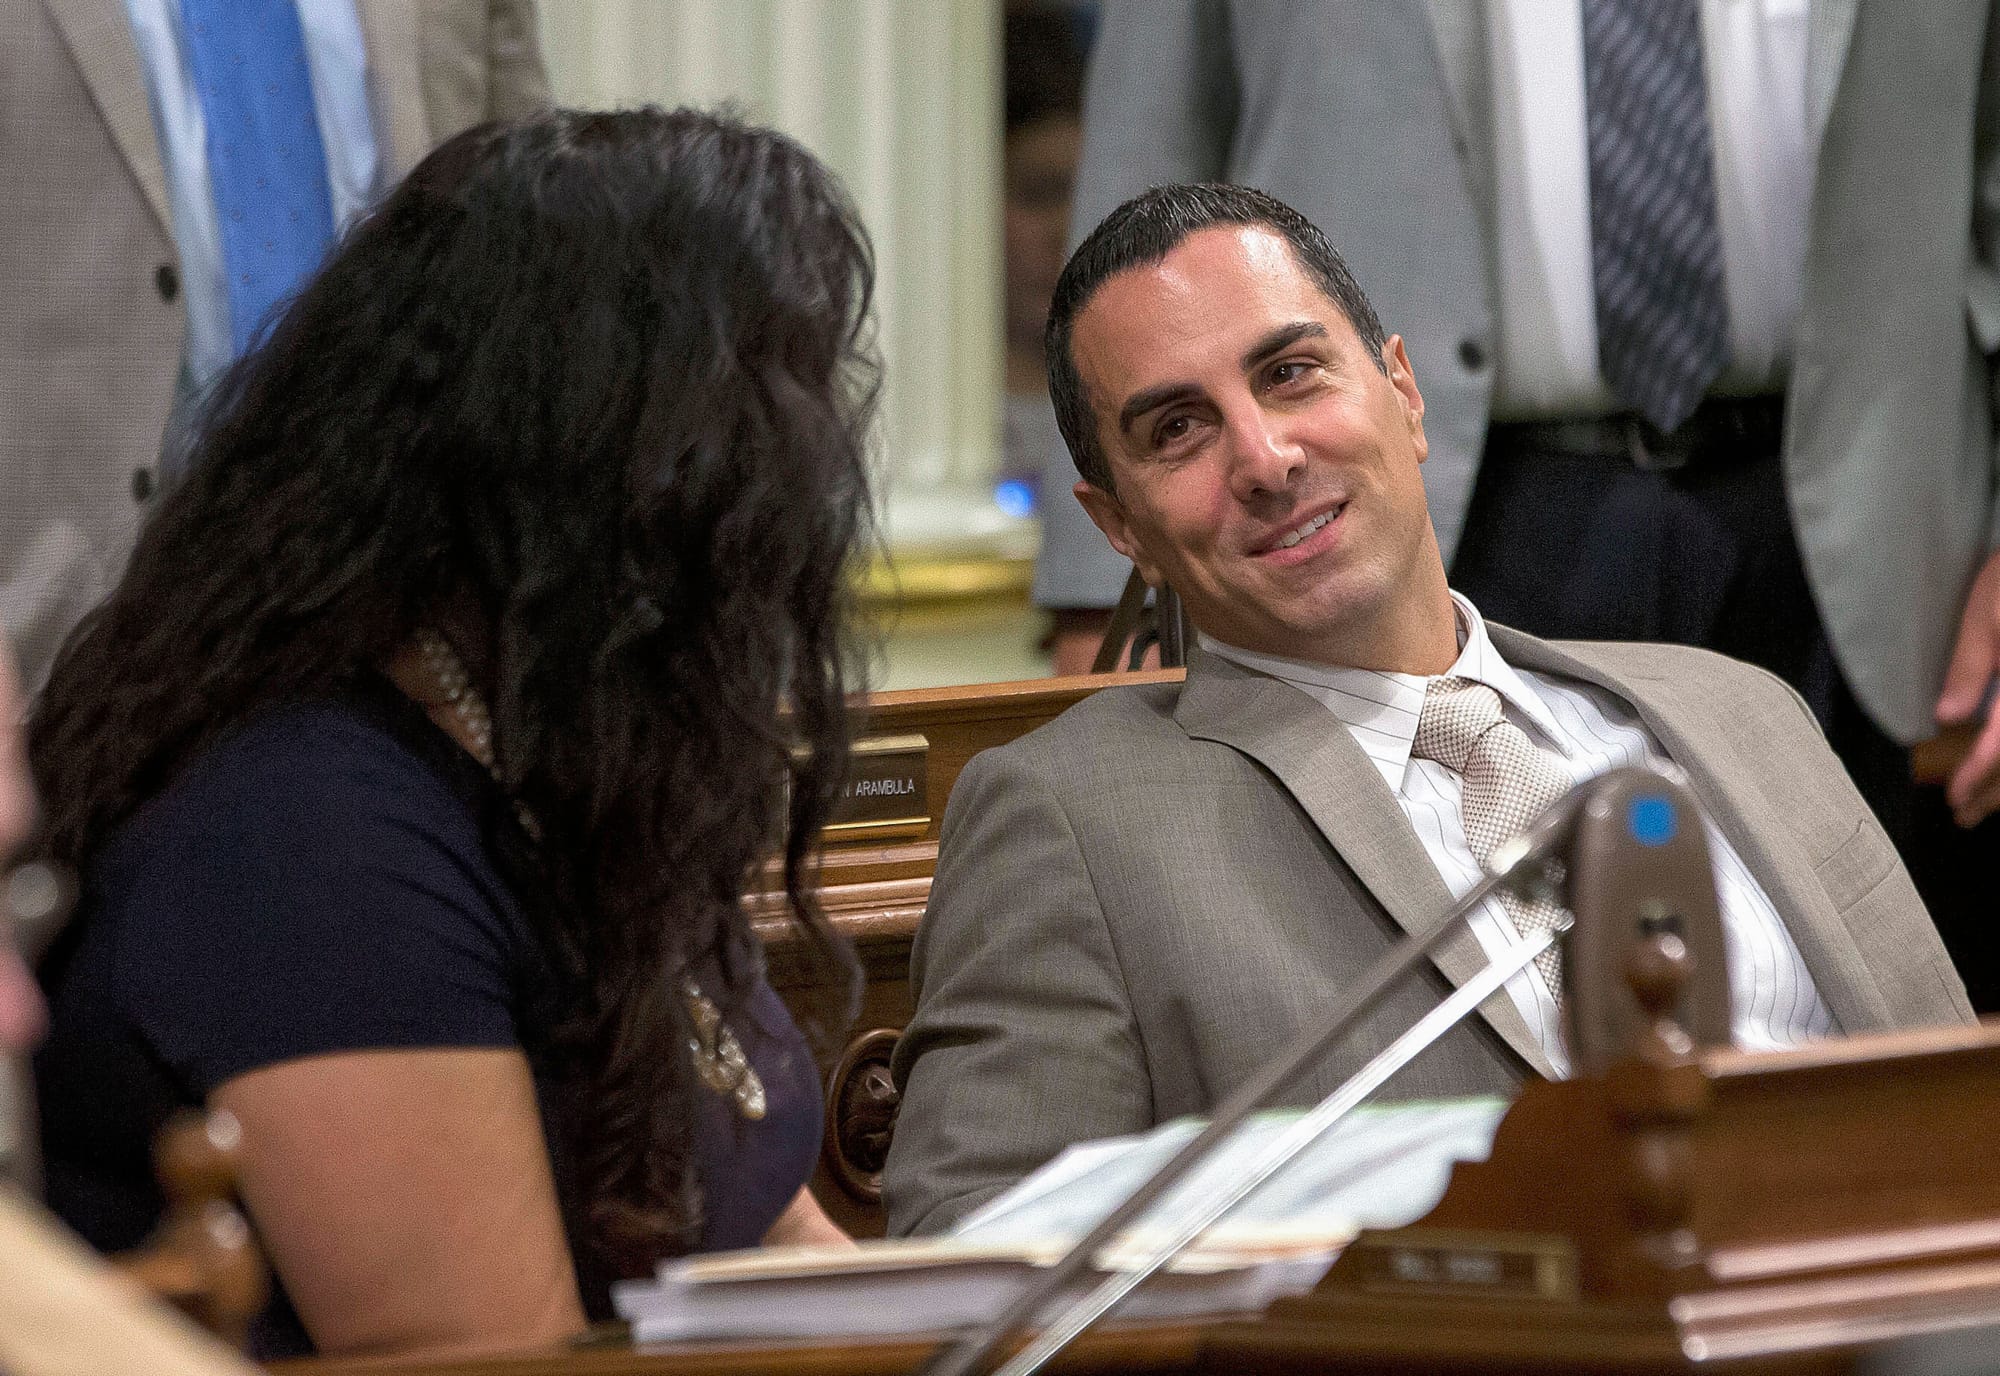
[1202,595,1836,1075]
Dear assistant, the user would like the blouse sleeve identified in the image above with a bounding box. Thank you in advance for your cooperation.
[106,706,529,1098]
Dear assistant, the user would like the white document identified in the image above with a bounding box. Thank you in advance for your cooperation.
[954,1097,1510,1258]
[614,1097,1509,1344]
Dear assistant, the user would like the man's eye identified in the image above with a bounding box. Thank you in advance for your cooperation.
[1269,360,1313,387]
[1154,415,1194,447]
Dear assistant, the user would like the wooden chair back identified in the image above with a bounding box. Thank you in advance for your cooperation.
[115,1109,268,1350]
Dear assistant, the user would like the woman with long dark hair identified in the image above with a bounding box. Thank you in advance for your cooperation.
[28,107,874,1360]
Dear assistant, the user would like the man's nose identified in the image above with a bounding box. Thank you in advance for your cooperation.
[1224,406,1305,501]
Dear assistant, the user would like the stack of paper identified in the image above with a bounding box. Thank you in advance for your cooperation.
[614,1096,1509,1344]
[613,1239,1330,1344]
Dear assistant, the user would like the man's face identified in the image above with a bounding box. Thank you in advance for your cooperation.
[1072,224,1445,669]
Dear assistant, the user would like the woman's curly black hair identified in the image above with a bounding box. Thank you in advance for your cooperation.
[29,107,876,1275]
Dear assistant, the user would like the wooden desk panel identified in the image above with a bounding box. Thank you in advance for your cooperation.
[275,1322,1207,1376]
[272,1023,2000,1376]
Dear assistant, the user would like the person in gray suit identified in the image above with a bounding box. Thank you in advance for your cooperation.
[1029,3,2000,992]
[884,183,1974,1237]
[0,0,550,694]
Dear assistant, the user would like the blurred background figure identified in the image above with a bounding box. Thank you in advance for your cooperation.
[0,650,41,1064]
[1,644,46,1198]
[1000,1,1120,676]
[29,106,873,1361]
[997,2,1087,509]
[0,1,548,694]
[7,4,1092,696]
[1033,1,2000,1003]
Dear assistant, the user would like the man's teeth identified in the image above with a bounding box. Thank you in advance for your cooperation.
[1277,510,1334,549]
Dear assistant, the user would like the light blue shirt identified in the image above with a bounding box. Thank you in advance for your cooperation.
[122,0,382,397]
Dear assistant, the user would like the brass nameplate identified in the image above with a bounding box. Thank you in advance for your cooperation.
[1344,1227,1578,1302]
[825,733,929,837]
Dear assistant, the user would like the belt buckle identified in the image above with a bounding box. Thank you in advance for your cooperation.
[1624,418,1687,473]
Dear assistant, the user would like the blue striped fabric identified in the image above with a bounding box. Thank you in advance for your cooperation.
[1201,594,1835,1076]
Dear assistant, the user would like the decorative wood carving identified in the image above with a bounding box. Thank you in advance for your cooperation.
[1605,923,1708,1288]
[1209,1022,2000,1374]
[824,1029,904,1204]
[115,1109,267,1349]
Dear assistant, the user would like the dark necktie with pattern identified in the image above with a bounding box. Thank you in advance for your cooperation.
[1582,0,1730,434]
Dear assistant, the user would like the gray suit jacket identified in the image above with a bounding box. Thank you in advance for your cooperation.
[1033,0,2000,746]
[0,0,550,691]
[884,630,1974,1236]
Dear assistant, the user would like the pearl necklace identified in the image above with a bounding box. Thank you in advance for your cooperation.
[409,628,766,1121]
[413,627,492,766]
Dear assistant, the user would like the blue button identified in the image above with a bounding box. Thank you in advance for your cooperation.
[1628,796,1678,846]
[994,479,1036,519]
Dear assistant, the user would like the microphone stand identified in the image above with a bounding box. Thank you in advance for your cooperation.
[987,922,1561,1376]
[917,781,1596,1376]
[1,858,68,1196]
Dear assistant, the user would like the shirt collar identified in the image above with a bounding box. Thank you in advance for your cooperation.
[1198,593,1565,792]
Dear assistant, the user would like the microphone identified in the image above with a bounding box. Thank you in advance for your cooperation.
[918,766,1719,1376]
[1559,766,1729,1075]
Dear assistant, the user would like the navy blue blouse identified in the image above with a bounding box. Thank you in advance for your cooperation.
[34,677,823,1359]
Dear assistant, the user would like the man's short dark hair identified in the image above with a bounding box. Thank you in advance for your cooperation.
[1045,183,1389,493]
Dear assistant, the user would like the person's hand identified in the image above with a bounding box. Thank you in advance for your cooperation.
[1936,548,2000,827]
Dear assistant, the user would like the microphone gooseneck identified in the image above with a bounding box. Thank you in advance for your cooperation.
[919,766,1709,1376]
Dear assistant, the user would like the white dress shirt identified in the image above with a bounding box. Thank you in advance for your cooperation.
[1483,0,1813,419]
[1202,594,1836,1075]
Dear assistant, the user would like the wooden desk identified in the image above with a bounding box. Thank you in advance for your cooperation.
[280,1025,2000,1376]
[279,1322,1205,1376]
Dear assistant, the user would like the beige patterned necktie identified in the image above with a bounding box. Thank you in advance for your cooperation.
[1412,676,1573,994]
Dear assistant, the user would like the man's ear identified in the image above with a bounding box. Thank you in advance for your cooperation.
[1383,334,1429,466]
[1075,480,1159,585]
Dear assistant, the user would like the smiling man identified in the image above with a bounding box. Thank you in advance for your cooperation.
[1067,220,1451,679]
[881,185,1974,1237]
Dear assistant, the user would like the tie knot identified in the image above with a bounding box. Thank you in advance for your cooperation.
[1412,675,1506,772]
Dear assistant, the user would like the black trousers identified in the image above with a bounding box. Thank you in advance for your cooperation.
[1449,407,2000,1012]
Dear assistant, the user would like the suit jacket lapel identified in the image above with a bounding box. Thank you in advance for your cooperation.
[47,0,172,234]
[355,0,430,179]
[1486,625,1894,1031]
[1175,649,1557,1079]
[1804,0,1859,158]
